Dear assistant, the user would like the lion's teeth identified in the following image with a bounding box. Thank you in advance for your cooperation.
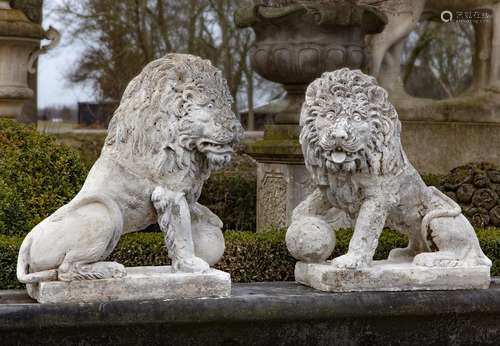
[331,151,346,163]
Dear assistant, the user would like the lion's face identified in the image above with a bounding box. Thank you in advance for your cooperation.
[314,99,373,173]
[186,101,242,171]
[301,68,402,177]
[104,54,243,176]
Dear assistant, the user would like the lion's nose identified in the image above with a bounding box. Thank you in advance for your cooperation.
[332,128,348,140]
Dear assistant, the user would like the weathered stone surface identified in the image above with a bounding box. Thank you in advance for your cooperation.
[238,0,384,230]
[16,54,243,302]
[457,183,475,203]
[472,188,498,209]
[295,261,491,292]
[488,169,500,183]
[490,205,500,226]
[250,130,317,231]
[467,207,491,228]
[287,68,492,292]
[439,163,500,227]
[27,266,231,304]
[285,216,336,262]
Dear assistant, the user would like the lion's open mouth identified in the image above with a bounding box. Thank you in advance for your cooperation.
[198,139,234,170]
[199,140,234,155]
[323,147,358,164]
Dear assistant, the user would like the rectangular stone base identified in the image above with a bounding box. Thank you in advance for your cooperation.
[295,261,491,292]
[27,266,231,304]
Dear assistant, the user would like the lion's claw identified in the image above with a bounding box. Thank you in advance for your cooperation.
[330,253,370,269]
[172,256,210,273]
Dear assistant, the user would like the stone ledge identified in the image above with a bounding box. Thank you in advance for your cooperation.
[0,282,499,345]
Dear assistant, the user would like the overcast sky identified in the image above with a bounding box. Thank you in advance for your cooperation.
[38,1,93,108]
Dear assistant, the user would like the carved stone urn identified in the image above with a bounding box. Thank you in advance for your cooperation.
[235,0,385,231]
[235,0,385,125]
[0,0,59,119]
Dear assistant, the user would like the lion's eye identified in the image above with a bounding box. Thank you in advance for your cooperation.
[208,103,214,109]
[353,114,362,122]
[326,113,334,120]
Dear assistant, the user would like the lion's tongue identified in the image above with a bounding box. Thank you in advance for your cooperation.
[331,151,346,163]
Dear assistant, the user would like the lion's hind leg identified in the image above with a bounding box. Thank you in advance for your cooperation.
[388,236,428,263]
[413,214,491,268]
[58,261,125,281]
[56,198,126,281]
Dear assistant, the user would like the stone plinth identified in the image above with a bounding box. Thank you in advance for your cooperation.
[246,124,315,231]
[27,266,231,304]
[295,261,491,292]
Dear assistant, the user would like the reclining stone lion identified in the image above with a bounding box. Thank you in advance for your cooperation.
[291,68,491,269]
[17,53,242,283]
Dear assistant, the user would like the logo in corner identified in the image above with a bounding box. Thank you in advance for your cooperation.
[441,10,453,23]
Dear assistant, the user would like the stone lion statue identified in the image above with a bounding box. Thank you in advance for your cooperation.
[17,53,243,284]
[289,68,491,269]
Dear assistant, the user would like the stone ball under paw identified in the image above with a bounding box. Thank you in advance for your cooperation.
[286,217,335,263]
[192,224,225,266]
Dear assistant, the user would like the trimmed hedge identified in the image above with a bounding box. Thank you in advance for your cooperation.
[1,228,499,289]
[199,172,256,231]
[52,132,106,169]
[0,121,256,236]
[0,119,87,236]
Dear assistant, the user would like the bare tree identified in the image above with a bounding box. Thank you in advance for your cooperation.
[55,0,278,119]
[402,20,474,98]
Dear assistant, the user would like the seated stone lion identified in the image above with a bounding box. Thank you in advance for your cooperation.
[17,53,243,284]
[291,68,491,269]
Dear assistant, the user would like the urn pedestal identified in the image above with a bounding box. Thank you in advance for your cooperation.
[236,1,385,230]
[246,125,314,231]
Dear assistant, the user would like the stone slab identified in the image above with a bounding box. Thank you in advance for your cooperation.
[295,260,491,292]
[27,266,231,304]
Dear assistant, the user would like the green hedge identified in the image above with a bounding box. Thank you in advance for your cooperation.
[1,228,499,289]
[199,172,256,231]
[0,120,255,236]
[0,119,87,236]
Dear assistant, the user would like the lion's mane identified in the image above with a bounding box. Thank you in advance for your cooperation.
[102,53,234,178]
[300,68,408,180]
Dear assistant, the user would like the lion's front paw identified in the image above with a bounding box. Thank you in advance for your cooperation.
[151,186,168,212]
[152,186,186,213]
[330,253,371,269]
[172,256,210,273]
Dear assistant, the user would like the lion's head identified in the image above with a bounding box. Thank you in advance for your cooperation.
[300,68,407,182]
[103,53,243,178]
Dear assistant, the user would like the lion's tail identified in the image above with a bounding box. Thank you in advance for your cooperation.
[17,233,58,284]
[420,186,462,243]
